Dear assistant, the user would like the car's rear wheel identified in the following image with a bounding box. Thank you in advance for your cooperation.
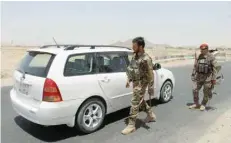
[160,80,173,103]
[75,98,106,134]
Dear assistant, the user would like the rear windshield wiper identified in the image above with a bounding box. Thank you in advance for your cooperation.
[18,70,28,78]
[22,71,29,78]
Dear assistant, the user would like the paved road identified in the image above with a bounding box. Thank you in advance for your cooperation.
[2,62,231,143]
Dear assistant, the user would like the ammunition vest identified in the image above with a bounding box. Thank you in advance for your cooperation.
[196,54,212,74]
[127,58,140,81]
[127,54,146,81]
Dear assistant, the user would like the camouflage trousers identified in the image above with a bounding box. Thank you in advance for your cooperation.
[128,81,152,125]
[192,81,214,106]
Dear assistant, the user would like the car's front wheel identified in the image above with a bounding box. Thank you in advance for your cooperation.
[75,98,106,134]
[160,80,173,103]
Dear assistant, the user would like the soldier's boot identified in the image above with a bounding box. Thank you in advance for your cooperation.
[189,104,199,109]
[121,124,136,135]
[144,111,156,123]
[200,105,206,111]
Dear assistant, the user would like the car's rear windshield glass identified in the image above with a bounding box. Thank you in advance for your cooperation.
[16,51,55,78]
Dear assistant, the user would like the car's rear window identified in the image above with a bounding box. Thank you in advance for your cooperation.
[16,51,55,78]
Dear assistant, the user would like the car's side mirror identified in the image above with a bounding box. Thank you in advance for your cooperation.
[153,63,161,70]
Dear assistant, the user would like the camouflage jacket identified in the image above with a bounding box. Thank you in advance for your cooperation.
[192,52,219,82]
[126,52,154,86]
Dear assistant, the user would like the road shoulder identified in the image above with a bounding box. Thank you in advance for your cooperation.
[195,108,231,143]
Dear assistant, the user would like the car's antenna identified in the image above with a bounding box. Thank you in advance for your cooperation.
[52,37,60,48]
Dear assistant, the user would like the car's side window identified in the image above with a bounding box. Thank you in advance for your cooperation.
[123,52,133,67]
[96,52,127,73]
[64,53,96,76]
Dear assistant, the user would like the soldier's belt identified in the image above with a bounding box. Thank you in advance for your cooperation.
[197,72,212,74]
[131,79,140,82]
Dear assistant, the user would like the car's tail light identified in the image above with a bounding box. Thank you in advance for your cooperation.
[43,78,62,102]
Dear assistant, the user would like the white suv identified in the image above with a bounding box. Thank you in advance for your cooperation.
[10,45,175,134]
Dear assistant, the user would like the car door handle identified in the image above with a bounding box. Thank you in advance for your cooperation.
[100,77,110,83]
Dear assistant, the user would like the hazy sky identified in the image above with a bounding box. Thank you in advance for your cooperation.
[1,1,231,47]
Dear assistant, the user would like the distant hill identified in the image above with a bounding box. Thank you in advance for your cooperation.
[111,39,171,49]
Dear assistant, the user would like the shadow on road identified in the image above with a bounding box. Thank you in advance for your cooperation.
[14,99,163,142]
[186,102,217,111]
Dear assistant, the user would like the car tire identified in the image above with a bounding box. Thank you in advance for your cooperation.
[160,80,173,103]
[75,98,106,134]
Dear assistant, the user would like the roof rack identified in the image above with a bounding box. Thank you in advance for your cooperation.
[40,44,71,49]
[64,45,131,50]
[40,44,132,50]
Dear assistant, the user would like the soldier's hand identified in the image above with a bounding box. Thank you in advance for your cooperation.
[211,80,216,85]
[208,94,212,99]
[126,81,130,88]
[148,87,154,96]
[191,74,195,81]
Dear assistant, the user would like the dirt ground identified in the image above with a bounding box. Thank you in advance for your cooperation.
[0,46,194,79]
[0,46,229,79]
[1,47,28,79]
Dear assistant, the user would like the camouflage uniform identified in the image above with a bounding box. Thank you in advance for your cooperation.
[190,52,219,110]
[121,52,156,135]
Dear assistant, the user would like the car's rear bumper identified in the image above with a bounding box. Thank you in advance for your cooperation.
[10,89,84,127]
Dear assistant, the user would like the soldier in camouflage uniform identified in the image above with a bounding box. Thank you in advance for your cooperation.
[121,37,156,135]
[190,43,219,111]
